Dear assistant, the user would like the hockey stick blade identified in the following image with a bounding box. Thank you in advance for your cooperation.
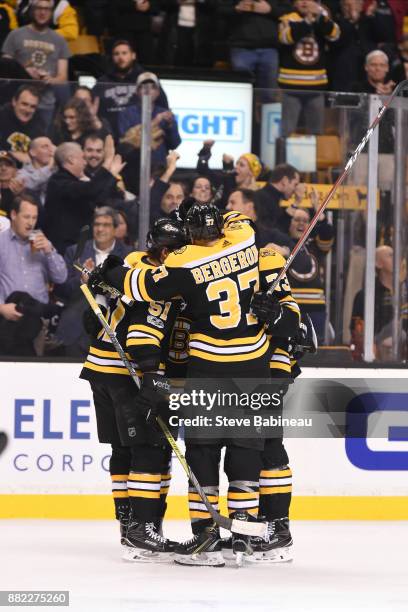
[266,79,408,298]
[73,225,90,265]
[80,283,266,536]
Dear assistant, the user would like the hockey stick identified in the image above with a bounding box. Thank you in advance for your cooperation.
[80,283,268,538]
[267,79,408,297]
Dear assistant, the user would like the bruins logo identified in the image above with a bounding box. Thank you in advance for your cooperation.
[293,36,319,65]
[173,246,187,255]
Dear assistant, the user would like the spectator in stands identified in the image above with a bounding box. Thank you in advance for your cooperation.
[350,245,408,361]
[196,142,264,205]
[278,0,340,137]
[15,0,79,41]
[2,0,71,127]
[73,86,113,137]
[55,205,132,356]
[44,142,125,254]
[284,199,334,344]
[390,33,408,84]
[256,163,302,227]
[114,209,133,246]
[158,182,185,216]
[83,133,138,226]
[158,0,216,67]
[226,188,293,250]
[353,49,396,94]
[363,0,403,50]
[16,137,55,206]
[150,151,185,220]
[190,175,214,204]
[95,40,169,140]
[83,133,106,178]
[0,193,67,356]
[0,151,24,218]
[329,0,376,92]
[0,84,46,164]
[217,0,291,90]
[118,72,181,166]
[0,2,17,48]
[352,49,395,153]
[52,97,111,146]
[108,0,156,64]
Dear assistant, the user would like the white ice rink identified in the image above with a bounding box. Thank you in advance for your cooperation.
[1,520,407,612]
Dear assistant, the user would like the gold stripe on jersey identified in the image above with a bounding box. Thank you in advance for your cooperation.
[280,295,301,315]
[270,347,291,373]
[315,236,334,252]
[126,323,164,349]
[128,324,164,341]
[83,346,142,377]
[191,327,265,347]
[223,210,253,228]
[189,335,270,362]
[292,287,325,305]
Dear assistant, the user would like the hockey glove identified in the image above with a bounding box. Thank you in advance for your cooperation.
[251,291,282,329]
[135,373,171,426]
[290,313,318,361]
[87,254,124,295]
[82,305,106,339]
[251,291,300,337]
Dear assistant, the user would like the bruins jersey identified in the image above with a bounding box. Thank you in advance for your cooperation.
[288,220,334,311]
[80,251,179,386]
[278,11,340,89]
[108,222,300,373]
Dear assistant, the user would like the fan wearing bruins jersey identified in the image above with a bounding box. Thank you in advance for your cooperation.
[80,218,187,562]
[93,202,300,566]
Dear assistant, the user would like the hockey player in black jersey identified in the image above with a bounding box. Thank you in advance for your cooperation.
[80,218,187,562]
[89,202,300,566]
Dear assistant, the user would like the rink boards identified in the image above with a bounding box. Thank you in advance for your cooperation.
[1,362,407,520]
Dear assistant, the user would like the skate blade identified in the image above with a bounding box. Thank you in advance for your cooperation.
[174,551,225,567]
[122,547,173,563]
[247,547,293,564]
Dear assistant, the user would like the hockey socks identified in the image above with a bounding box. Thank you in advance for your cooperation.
[259,465,292,520]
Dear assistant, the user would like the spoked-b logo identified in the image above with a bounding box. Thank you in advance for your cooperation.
[346,393,408,470]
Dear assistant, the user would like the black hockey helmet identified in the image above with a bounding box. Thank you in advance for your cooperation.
[185,202,224,242]
[146,217,187,252]
[175,196,199,223]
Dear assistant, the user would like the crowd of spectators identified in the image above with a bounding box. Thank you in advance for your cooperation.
[0,0,406,362]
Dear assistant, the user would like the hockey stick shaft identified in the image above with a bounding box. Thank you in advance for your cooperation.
[80,284,267,537]
[267,79,408,296]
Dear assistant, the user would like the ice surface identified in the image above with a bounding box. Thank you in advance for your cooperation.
[1,520,407,612]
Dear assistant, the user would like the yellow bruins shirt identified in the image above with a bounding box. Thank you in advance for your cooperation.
[80,251,179,386]
[107,223,300,373]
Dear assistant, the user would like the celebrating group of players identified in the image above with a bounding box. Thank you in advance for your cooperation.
[80,198,304,567]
